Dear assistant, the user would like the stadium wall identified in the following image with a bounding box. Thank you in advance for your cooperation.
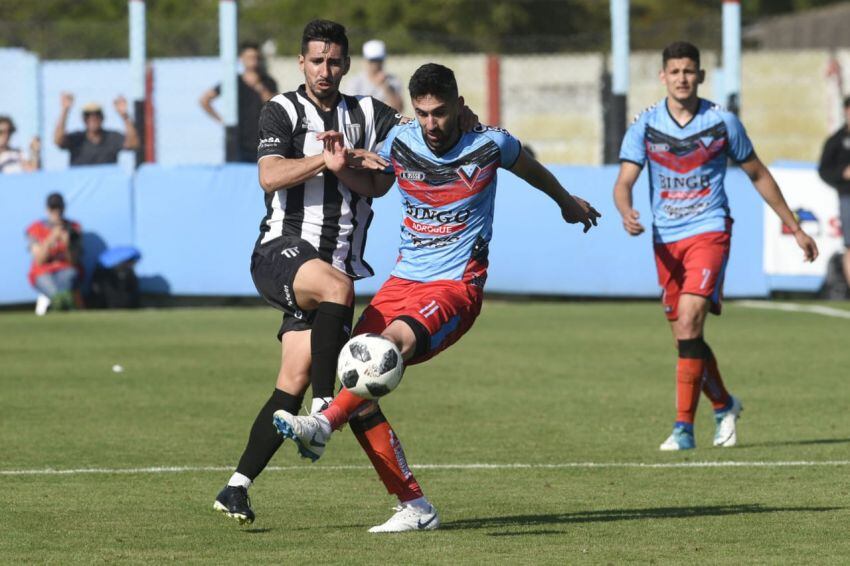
[2,49,848,169]
[0,163,794,306]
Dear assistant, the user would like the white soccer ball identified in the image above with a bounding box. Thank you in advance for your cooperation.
[337,334,404,399]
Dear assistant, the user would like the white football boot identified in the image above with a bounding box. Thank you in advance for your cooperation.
[272,410,332,462]
[368,501,440,533]
[713,396,743,447]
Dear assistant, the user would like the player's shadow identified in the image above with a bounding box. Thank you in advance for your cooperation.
[740,437,850,448]
[442,504,842,535]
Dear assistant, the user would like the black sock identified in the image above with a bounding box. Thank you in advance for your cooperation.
[310,301,354,399]
[236,389,303,480]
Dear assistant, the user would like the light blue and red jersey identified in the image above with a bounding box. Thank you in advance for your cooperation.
[378,120,521,283]
[619,98,755,243]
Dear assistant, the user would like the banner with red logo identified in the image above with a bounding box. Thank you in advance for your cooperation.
[763,167,844,277]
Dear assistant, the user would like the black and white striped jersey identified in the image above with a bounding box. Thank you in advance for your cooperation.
[255,85,402,279]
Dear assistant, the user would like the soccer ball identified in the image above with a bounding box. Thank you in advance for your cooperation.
[337,334,404,399]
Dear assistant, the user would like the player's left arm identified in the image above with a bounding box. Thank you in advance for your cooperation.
[740,156,818,262]
[509,148,601,233]
[318,131,395,197]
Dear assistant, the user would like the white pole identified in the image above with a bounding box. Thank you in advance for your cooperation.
[611,0,629,97]
[722,0,741,114]
[605,0,629,163]
[219,0,238,160]
[129,0,146,102]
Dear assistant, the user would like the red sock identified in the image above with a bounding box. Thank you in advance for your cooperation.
[351,411,423,502]
[676,358,704,424]
[702,351,732,411]
[322,387,370,430]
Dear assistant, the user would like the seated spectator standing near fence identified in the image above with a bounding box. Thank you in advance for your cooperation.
[54,93,139,166]
[0,115,40,173]
[818,95,850,290]
[200,41,278,162]
[26,193,82,311]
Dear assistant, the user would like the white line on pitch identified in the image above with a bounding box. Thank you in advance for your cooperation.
[735,300,850,319]
[3,460,850,477]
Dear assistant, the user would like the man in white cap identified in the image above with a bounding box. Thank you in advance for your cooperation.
[348,39,403,112]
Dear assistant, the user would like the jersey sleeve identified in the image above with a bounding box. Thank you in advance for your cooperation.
[483,126,521,169]
[722,111,755,163]
[619,114,647,166]
[256,100,293,159]
[372,98,404,143]
[377,124,404,174]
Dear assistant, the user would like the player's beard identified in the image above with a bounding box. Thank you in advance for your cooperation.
[309,78,339,102]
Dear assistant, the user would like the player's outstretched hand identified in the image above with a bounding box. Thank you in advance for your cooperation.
[794,229,819,262]
[346,148,389,171]
[621,209,645,236]
[317,131,348,173]
[562,195,601,233]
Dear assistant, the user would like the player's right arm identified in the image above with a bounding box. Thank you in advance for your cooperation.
[613,112,648,236]
[199,86,223,124]
[613,162,645,236]
[256,100,326,194]
[54,92,73,148]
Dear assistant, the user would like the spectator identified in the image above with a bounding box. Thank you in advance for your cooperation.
[200,41,278,162]
[54,93,140,166]
[0,115,40,173]
[348,39,404,112]
[26,193,82,312]
[818,95,850,288]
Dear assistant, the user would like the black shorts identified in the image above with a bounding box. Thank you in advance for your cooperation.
[251,236,320,339]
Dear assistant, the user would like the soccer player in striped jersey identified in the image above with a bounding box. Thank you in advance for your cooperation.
[214,20,478,525]
[612,41,818,451]
[272,63,600,532]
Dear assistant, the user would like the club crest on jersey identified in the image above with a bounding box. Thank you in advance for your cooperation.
[344,123,362,145]
[456,164,482,189]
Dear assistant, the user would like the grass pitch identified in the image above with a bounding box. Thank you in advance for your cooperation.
[2,301,849,564]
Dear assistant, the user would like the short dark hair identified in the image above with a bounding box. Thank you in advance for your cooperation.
[662,41,701,68]
[0,115,15,134]
[46,192,65,210]
[844,96,850,109]
[239,41,260,53]
[301,19,348,58]
[408,63,458,102]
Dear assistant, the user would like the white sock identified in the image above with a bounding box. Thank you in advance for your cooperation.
[403,496,432,513]
[315,413,333,436]
[227,472,252,489]
[310,396,333,414]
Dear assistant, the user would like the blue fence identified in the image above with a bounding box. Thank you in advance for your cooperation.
[1,163,777,305]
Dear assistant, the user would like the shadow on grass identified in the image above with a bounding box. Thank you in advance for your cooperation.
[741,437,850,448]
[442,504,843,535]
[243,528,273,534]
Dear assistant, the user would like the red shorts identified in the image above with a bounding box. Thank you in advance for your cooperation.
[654,230,731,321]
[354,276,484,365]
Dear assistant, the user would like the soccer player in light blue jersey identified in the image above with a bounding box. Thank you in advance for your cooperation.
[612,41,818,451]
[274,63,600,532]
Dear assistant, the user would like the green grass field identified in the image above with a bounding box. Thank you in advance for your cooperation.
[2,301,849,564]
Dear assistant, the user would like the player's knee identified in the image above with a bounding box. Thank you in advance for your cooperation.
[276,368,309,394]
[674,316,702,339]
[320,272,353,305]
